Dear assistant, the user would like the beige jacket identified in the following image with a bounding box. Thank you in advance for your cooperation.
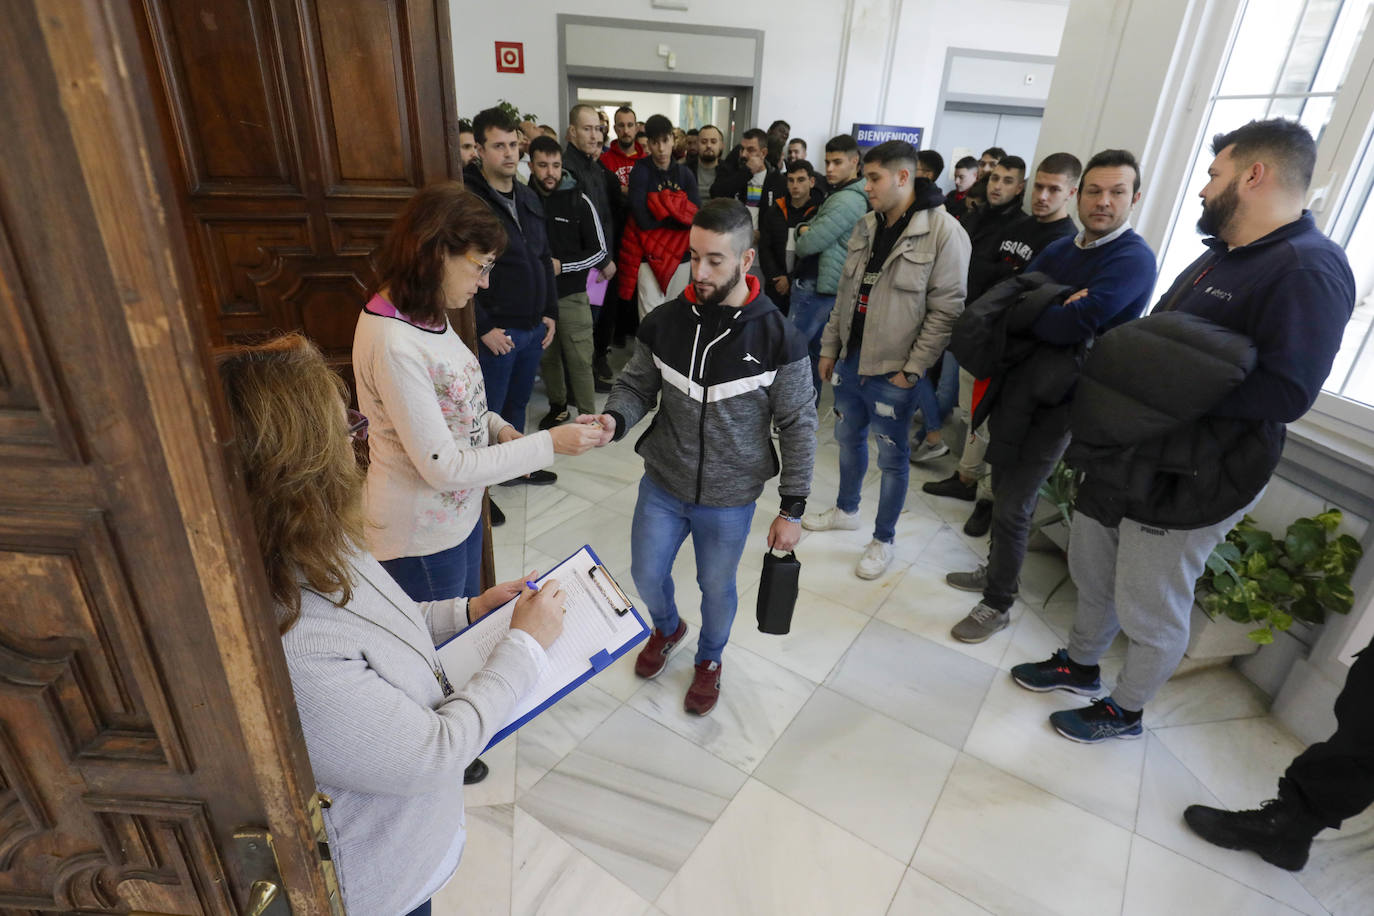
[819,204,971,378]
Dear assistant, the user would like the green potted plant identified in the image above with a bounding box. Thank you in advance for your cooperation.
[1192,509,1363,656]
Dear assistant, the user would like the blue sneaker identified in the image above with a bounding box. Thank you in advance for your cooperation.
[1049,697,1143,743]
[1010,649,1102,695]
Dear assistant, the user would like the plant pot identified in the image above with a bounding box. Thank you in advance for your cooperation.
[1185,602,1263,659]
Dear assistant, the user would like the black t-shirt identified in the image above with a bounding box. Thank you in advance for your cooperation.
[848,200,918,353]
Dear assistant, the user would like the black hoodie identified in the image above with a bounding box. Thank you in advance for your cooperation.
[463,160,557,335]
[961,192,1029,301]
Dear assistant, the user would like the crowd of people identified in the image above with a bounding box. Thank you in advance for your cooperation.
[216,104,1370,914]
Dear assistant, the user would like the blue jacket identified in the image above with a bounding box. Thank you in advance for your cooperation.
[793,177,868,294]
[463,161,558,334]
[1023,227,1157,344]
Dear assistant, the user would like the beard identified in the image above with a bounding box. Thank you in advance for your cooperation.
[699,149,718,165]
[1197,177,1240,238]
[694,265,744,306]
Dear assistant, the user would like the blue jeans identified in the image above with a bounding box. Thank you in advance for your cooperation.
[914,351,959,435]
[630,475,756,664]
[788,278,834,404]
[379,522,484,601]
[831,350,920,543]
[478,323,546,432]
[404,902,431,916]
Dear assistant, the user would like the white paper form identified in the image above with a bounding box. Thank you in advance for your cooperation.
[436,546,646,742]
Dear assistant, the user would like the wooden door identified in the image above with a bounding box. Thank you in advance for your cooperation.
[0,3,339,914]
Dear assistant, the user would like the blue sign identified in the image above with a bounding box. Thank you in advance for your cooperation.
[850,123,924,150]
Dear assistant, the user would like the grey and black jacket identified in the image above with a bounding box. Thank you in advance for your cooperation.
[605,275,818,513]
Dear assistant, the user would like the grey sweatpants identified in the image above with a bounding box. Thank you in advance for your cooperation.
[1065,494,1260,711]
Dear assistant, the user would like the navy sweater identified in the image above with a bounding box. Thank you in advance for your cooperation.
[1024,228,1157,344]
[1163,211,1355,422]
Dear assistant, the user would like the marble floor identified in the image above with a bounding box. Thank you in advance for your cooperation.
[432,384,1373,916]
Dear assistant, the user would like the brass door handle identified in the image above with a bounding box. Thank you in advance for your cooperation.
[246,880,280,916]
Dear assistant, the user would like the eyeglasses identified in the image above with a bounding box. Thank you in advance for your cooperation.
[466,254,496,278]
[347,409,369,443]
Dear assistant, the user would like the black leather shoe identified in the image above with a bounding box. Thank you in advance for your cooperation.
[499,469,558,486]
[1183,799,1323,870]
[463,758,489,785]
[489,500,505,527]
[538,404,569,430]
[922,472,977,501]
[963,499,994,536]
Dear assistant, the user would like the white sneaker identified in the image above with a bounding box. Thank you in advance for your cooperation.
[801,506,861,531]
[856,539,895,579]
[909,440,950,463]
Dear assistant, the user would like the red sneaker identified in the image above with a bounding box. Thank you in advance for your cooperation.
[634,621,689,679]
[684,660,722,716]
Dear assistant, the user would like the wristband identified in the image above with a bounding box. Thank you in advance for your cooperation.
[778,512,802,524]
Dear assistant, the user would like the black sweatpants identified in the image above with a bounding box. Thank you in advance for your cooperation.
[1281,635,1374,828]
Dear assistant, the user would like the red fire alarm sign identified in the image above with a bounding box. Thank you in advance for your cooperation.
[495,42,524,73]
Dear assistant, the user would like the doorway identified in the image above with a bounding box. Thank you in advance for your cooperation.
[939,104,1045,166]
[572,82,744,145]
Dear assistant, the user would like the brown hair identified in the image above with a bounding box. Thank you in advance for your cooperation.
[373,182,507,326]
[215,333,366,632]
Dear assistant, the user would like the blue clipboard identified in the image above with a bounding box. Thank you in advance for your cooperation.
[436,544,648,752]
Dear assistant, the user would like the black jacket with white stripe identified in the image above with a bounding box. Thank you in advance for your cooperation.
[531,173,611,299]
[605,274,818,512]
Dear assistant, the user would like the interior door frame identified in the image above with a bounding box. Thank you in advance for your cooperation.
[565,74,753,147]
[932,47,1056,154]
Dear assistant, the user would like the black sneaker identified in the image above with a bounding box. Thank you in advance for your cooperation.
[499,469,558,487]
[463,758,489,784]
[489,500,505,527]
[1183,799,1324,871]
[1049,696,1143,743]
[1010,649,1102,695]
[963,498,993,536]
[538,404,569,430]
[922,472,977,501]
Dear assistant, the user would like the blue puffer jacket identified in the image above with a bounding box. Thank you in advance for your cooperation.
[793,178,868,294]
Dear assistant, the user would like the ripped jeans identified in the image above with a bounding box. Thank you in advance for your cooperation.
[831,349,920,543]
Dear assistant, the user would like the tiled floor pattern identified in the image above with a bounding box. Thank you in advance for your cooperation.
[433,387,1371,916]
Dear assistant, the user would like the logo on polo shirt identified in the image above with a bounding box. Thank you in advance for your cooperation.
[1203,286,1233,302]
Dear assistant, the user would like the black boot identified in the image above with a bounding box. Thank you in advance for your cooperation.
[463,758,489,785]
[1183,798,1324,870]
[963,499,994,537]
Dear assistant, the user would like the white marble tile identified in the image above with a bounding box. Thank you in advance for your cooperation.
[1153,717,1307,811]
[1123,835,1307,915]
[433,803,512,916]
[962,675,1147,830]
[825,619,996,750]
[886,868,992,915]
[1298,805,1374,916]
[658,779,906,916]
[755,687,958,862]
[913,524,984,573]
[1145,664,1273,729]
[627,641,816,772]
[546,453,644,504]
[494,543,527,585]
[791,531,914,616]
[490,490,529,549]
[1134,734,1328,916]
[875,562,1013,668]
[463,734,518,808]
[997,602,1077,673]
[515,682,621,793]
[523,485,596,541]
[527,502,634,581]
[912,754,1132,916]
[518,706,746,900]
[511,806,649,916]
[600,478,644,518]
[724,583,869,683]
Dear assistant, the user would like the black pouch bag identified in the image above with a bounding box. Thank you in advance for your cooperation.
[756,550,801,635]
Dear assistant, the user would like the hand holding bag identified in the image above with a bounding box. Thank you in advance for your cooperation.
[756,549,801,635]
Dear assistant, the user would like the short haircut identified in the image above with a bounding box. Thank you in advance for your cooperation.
[742,127,769,145]
[789,138,807,151]
[1082,148,1142,193]
[917,149,945,178]
[786,158,816,178]
[539,124,557,138]
[615,105,635,119]
[954,155,979,171]
[996,155,1027,176]
[863,140,918,172]
[458,117,473,134]
[568,103,598,125]
[687,128,699,136]
[693,198,754,254]
[981,146,1007,161]
[699,124,723,139]
[645,114,674,141]
[472,106,519,145]
[1211,118,1317,191]
[528,135,562,159]
[1036,152,1083,183]
[375,183,506,327]
[769,119,791,132]
[825,134,860,156]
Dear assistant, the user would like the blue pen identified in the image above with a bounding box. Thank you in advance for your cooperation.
[525,579,539,591]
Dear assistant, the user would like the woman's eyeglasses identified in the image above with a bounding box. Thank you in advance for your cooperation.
[466,254,496,278]
[347,409,369,443]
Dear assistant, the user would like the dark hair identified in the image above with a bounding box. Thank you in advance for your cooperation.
[1081,149,1142,193]
[458,117,473,134]
[742,127,768,145]
[954,155,978,171]
[917,149,945,178]
[687,128,699,136]
[374,183,506,326]
[789,138,807,151]
[769,119,791,132]
[785,158,816,178]
[981,146,1007,161]
[699,124,723,139]
[825,134,860,156]
[863,140,918,171]
[1036,152,1083,182]
[472,106,519,145]
[995,155,1027,176]
[1211,118,1316,191]
[645,114,674,141]
[615,105,635,119]
[693,198,754,254]
[527,135,562,159]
